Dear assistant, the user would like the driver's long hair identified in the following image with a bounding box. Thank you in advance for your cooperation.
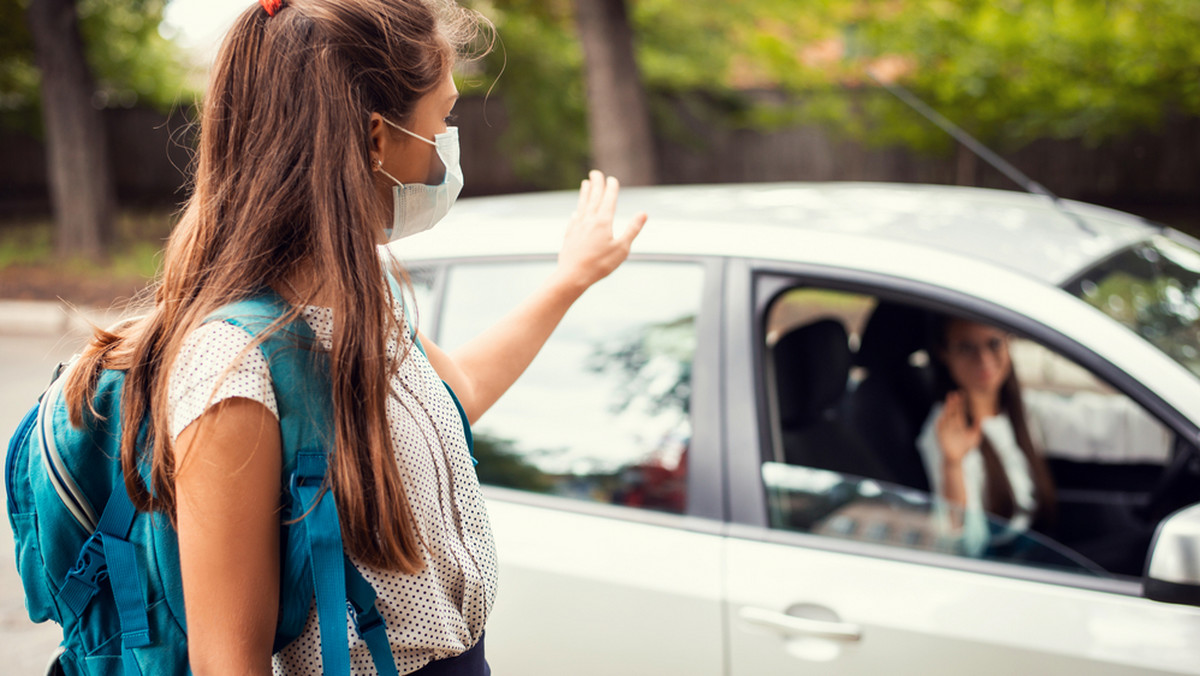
[931,317,1058,533]
[63,0,487,573]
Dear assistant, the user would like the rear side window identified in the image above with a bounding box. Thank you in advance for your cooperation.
[438,260,704,515]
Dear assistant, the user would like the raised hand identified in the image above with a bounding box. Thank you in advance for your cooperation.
[555,170,648,290]
[935,390,983,467]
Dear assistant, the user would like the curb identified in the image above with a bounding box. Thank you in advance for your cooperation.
[0,300,125,338]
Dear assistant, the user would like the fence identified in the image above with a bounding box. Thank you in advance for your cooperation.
[1,94,1197,220]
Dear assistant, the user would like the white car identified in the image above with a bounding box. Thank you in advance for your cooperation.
[392,182,1200,675]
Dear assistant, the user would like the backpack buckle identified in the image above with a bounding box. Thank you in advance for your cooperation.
[290,472,323,489]
[349,598,385,634]
[58,533,109,615]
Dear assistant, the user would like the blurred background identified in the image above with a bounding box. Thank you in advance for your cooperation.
[0,0,1198,306]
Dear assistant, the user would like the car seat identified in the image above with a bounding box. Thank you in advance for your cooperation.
[770,318,890,480]
[844,302,937,492]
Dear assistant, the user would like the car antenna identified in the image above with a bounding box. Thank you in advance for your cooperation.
[865,69,1097,236]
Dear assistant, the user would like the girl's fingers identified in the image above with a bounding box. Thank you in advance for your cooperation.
[943,392,960,417]
[619,212,648,245]
[569,171,645,260]
[576,178,590,215]
[586,170,607,213]
[599,176,620,220]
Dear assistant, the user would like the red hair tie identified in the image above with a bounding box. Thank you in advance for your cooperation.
[260,0,283,17]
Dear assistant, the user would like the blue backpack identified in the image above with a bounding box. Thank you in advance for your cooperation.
[6,293,404,675]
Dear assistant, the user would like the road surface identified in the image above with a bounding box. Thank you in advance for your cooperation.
[2,329,96,672]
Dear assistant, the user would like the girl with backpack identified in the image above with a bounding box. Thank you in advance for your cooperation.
[59,0,646,673]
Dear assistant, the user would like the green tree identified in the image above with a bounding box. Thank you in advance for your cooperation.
[3,0,185,259]
[0,0,39,131]
[469,0,783,187]
[2,0,186,128]
[827,0,1200,152]
[575,0,657,185]
[468,0,1200,186]
[75,0,188,112]
[27,0,115,259]
[467,0,590,187]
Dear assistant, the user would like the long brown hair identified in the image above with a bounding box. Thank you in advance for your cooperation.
[63,0,488,573]
[932,318,1058,532]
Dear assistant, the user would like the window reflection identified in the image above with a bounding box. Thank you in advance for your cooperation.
[762,462,1108,576]
[439,261,703,514]
[1068,236,1200,377]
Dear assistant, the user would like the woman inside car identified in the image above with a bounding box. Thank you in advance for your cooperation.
[916,317,1058,556]
[917,313,1177,568]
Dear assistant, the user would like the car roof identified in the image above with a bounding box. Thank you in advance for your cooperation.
[398,182,1157,287]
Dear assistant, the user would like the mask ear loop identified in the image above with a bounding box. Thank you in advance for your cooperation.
[381,117,437,147]
[374,157,404,187]
[374,117,443,188]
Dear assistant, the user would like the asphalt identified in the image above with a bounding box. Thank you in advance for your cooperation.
[1,299,127,671]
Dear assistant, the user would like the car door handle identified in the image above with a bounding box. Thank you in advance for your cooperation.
[739,607,863,642]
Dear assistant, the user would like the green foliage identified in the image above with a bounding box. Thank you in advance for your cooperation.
[631,0,742,92]
[466,0,1200,185]
[78,0,189,111]
[0,0,189,133]
[466,0,589,188]
[838,0,1200,151]
[0,0,41,131]
[466,0,800,187]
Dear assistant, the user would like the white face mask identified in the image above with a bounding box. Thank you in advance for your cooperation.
[376,119,463,241]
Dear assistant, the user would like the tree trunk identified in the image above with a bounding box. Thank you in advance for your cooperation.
[955,142,979,187]
[27,0,114,260]
[574,0,658,186]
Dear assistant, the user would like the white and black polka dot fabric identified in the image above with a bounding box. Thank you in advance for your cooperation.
[168,297,496,675]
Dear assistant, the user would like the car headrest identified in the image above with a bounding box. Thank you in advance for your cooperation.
[773,318,851,429]
[855,301,929,372]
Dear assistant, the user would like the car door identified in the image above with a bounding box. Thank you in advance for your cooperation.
[720,260,1200,676]
[424,255,728,676]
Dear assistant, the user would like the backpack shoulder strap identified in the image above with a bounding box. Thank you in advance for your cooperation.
[203,293,340,481]
[205,291,398,675]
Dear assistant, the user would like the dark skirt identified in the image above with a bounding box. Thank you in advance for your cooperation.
[408,635,490,676]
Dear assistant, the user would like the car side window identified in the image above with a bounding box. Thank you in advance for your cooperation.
[760,286,1177,580]
[438,260,703,515]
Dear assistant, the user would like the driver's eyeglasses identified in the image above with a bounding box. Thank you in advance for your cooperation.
[948,336,1008,360]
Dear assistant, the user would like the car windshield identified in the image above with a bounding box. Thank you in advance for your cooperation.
[1066,235,1200,378]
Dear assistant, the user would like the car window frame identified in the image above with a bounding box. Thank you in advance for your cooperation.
[723,256,1197,598]
[404,253,729,532]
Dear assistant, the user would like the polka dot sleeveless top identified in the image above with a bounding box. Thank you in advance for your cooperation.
[168,297,497,675]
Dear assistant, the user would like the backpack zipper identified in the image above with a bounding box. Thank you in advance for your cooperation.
[37,361,98,533]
